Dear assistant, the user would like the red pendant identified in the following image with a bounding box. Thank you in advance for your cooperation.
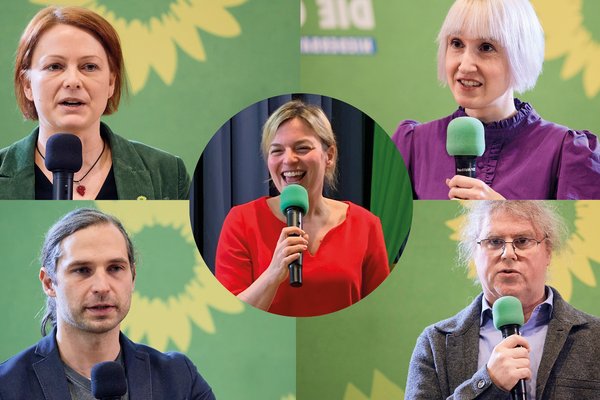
[76,185,86,196]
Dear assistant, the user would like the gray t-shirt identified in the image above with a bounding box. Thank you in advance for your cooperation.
[62,353,129,400]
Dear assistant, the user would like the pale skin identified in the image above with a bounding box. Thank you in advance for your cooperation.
[474,211,551,391]
[237,118,348,310]
[39,224,135,378]
[24,24,116,199]
[444,33,520,200]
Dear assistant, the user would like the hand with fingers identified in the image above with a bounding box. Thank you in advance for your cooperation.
[265,226,309,285]
[446,175,506,200]
[487,334,531,392]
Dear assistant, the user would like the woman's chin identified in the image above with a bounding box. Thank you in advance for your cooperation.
[47,116,96,134]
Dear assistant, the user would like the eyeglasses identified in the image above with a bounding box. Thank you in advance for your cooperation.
[476,237,547,253]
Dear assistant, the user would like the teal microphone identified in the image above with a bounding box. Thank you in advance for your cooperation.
[446,117,485,178]
[279,184,309,287]
[492,296,527,400]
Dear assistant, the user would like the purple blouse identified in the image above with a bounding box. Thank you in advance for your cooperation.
[392,100,600,199]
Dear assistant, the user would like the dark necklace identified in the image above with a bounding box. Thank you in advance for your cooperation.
[36,140,106,197]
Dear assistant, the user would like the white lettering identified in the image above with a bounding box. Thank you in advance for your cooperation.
[336,0,351,29]
[349,0,374,29]
[317,0,337,29]
[300,36,377,55]
[315,0,375,30]
[300,0,306,27]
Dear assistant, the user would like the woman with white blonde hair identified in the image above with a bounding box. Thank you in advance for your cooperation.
[393,0,600,200]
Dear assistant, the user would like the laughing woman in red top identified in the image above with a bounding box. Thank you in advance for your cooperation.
[215,100,389,317]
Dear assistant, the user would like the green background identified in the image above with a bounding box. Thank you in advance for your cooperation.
[296,200,600,398]
[300,0,600,135]
[0,201,295,399]
[1,1,600,399]
[0,0,300,173]
[298,1,600,398]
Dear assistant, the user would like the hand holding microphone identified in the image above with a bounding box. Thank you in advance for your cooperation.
[489,296,530,400]
[267,226,308,287]
[445,117,505,200]
[279,184,309,287]
[445,176,505,200]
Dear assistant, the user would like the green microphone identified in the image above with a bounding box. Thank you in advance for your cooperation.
[446,117,485,178]
[492,296,527,400]
[279,184,309,287]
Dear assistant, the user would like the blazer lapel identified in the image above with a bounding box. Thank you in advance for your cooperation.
[536,288,587,399]
[102,124,156,199]
[121,334,152,400]
[439,295,483,392]
[0,130,37,199]
[31,332,71,400]
[446,319,481,390]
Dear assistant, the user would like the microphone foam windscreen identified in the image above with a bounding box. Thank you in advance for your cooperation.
[91,361,127,399]
[492,296,525,330]
[45,133,83,173]
[446,117,485,157]
[279,184,309,214]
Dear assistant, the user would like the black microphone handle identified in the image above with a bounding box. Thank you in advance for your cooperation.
[454,156,477,178]
[52,171,74,200]
[285,207,303,287]
[501,325,527,400]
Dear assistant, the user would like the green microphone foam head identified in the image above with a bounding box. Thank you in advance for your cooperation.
[280,184,309,214]
[492,296,524,330]
[446,116,485,156]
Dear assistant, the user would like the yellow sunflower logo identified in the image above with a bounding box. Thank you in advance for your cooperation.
[446,201,599,301]
[344,370,405,400]
[532,0,600,98]
[32,0,246,93]
[97,201,244,352]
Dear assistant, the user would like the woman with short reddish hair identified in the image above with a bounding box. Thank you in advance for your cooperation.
[1,6,190,199]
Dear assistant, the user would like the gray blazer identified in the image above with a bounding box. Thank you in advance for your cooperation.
[406,287,600,399]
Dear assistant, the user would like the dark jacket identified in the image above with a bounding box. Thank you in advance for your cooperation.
[0,329,215,400]
[406,287,600,399]
[0,123,190,199]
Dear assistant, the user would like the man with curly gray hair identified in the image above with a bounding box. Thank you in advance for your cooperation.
[406,201,600,399]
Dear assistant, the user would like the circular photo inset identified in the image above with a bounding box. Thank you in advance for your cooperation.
[190,93,412,317]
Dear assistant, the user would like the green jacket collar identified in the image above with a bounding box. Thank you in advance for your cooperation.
[0,131,37,199]
[0,123,161,200]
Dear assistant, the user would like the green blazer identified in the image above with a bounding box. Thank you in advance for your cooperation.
[0,123,190,200]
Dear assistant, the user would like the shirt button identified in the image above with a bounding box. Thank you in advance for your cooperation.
[477,380,486,389]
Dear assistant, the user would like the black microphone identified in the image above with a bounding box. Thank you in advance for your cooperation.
[279,184,309,287]
[44,133,82,200]
[91,361,127,400]
[446,117,485,178]
[492,296,527,400]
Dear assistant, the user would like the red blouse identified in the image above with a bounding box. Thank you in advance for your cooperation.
[215,197,390,317]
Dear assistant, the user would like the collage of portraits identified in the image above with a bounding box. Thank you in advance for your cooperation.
[0,1,599,399]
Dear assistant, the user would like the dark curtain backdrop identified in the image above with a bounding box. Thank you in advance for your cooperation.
[190,94,376,272]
